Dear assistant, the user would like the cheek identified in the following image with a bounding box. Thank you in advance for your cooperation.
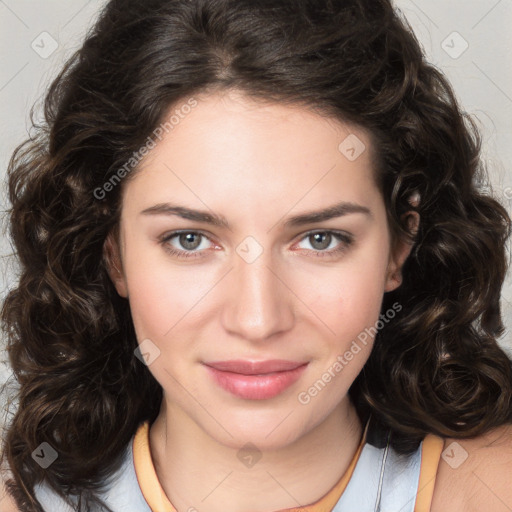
[122,232,224,347]
[304,275,386,361]
[124,262,207,388]
[297,243,390,338]
[125,264,212,339]
[338,258,388,316]
[121,235,177,338]
[127,274,173,338]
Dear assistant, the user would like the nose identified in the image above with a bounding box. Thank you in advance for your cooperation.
[220,250,295,342]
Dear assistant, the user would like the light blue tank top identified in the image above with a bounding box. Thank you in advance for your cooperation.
[33,416,425,512]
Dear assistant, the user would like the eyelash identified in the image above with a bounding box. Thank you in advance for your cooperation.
[158,230,354,260]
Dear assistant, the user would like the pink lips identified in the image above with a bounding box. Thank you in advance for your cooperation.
[203,359,308,400]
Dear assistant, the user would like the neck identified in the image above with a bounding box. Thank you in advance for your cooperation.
[149,396,364,512]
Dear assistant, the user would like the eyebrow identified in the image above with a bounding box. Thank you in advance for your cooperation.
[140,201,372,229]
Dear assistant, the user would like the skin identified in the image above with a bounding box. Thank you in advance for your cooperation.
[431,425,512,512]
[105,89,416,512]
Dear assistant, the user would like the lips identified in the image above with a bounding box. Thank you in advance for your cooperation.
[204,359,307,375]
[203,359,309,400]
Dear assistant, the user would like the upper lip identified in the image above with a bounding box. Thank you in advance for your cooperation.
[203,359,308,375]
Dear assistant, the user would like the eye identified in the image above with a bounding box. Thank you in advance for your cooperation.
[159,229,354,260]
[159,231,216,259]
[294,230,353,257]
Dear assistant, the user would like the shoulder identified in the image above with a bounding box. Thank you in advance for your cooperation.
[0,477,20,512]
[431,423,512,512]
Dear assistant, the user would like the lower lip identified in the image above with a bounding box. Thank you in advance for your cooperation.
[204,364,308,400]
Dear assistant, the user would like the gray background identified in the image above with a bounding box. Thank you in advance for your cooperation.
[1,1,512,412]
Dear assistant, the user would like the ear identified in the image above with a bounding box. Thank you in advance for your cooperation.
[103,230,129,298]
[384,209,420,292]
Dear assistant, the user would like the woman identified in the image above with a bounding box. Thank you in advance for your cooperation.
[1,0,512,511]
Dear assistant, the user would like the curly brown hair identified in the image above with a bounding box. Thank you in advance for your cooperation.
[2,0,512,510]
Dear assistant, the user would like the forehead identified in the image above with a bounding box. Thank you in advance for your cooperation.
[122,90,382,223]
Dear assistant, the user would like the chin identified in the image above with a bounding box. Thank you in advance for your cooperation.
[202,407,314,451]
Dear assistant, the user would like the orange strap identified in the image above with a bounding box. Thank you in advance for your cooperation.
[414,433,444,512]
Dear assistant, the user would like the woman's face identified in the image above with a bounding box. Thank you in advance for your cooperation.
[108,89,411,449]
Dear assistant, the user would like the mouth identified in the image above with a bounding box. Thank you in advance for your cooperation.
[203,359,309,400]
